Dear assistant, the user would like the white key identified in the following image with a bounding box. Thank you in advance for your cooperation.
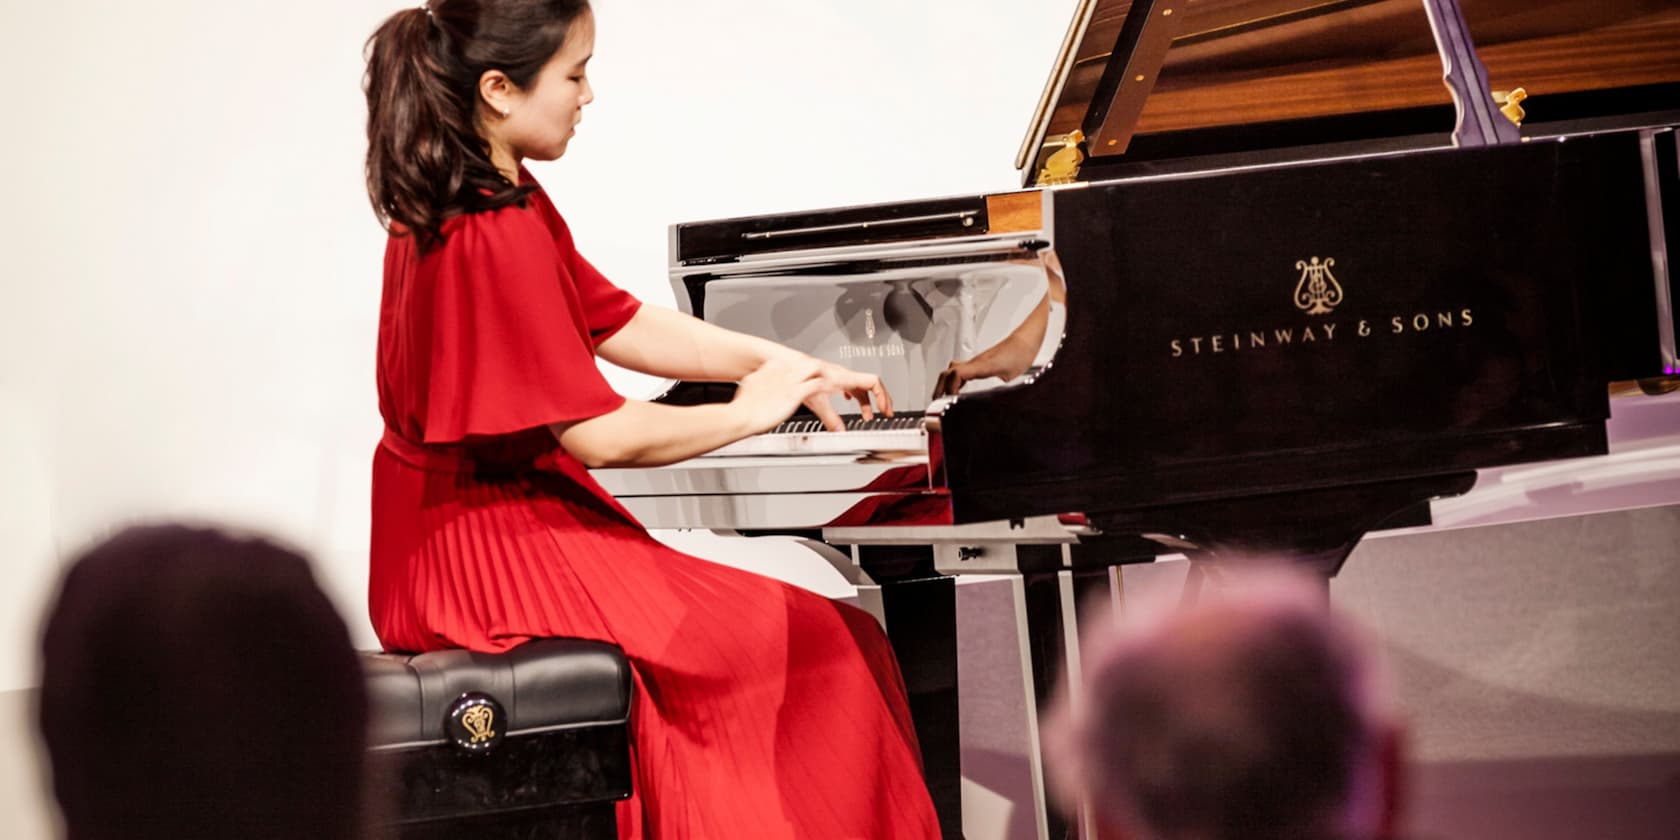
[701,427,928,458]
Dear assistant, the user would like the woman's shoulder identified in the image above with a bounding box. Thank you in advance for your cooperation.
[384,204,554,286]
[430,198,554,257]
[386,176,565,265]
[516,186,583,253]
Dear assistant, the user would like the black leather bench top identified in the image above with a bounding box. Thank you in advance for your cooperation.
[363,638,630,748]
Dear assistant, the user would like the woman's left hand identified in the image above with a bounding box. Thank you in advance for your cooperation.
[806,359,894,431]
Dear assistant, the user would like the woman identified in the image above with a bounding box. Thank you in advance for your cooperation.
[362,2,940,837]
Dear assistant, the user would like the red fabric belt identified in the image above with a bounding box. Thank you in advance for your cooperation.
[380,428,576,475]
[379,428,484,473]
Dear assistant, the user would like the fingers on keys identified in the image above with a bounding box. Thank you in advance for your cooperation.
[806,395,846,432]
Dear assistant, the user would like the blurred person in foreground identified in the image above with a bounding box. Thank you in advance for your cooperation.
[1045,564,1406,840]
[38,524,369,840]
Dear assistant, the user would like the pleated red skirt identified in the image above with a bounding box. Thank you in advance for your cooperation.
[368,435,940,838]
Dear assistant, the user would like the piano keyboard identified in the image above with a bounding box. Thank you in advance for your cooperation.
[700,413,928,458]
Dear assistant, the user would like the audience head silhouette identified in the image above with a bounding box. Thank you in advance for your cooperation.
[1047,564,1403,840]
[39,524,368,840]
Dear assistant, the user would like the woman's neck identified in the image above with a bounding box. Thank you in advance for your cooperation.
[488,139,521,186]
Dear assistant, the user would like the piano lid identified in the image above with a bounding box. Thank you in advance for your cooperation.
[1018,0,1680,183]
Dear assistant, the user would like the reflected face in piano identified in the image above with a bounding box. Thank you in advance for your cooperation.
[490,7,596,163]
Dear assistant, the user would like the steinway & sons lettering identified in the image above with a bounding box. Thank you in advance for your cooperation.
[840,342,907,360]
[1169,308,1475,358]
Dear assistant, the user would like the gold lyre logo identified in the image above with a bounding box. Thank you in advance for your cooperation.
[461,705,496,745]
[864,308,878,341]
[1293,256,1344,316]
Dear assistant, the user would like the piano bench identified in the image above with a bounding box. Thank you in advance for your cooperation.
[361,639,633,840]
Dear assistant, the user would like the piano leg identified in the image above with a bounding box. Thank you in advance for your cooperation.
[1019,543,1148,840]
[1018,548,1073,840]
[857,545,965,840]
[850,539,1153,840]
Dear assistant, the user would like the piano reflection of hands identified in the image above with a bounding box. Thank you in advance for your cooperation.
[934,254,1066,399]
[933,313,1045,398]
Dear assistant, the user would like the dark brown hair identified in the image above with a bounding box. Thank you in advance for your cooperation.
[40,524,369,840]
[364,0,591,252]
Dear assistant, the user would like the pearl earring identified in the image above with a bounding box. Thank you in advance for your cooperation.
[500,108,511,118]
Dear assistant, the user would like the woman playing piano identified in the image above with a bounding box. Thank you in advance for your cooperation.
[362,2,938,837]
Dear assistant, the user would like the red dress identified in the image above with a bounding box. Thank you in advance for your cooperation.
[368,181,939,839]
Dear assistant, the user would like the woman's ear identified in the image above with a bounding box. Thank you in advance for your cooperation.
[478,69,516,118]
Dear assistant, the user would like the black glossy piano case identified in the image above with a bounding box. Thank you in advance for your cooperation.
[945,132,1662,522]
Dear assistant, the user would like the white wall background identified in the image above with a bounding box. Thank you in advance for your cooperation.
[6,5,1680,839]
[0,0,1078,692]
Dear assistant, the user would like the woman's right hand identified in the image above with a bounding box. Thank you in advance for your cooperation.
[731,355,829,436]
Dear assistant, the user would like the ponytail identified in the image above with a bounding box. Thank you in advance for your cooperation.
[364,1,587,252]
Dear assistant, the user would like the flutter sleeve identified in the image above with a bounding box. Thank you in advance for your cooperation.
[418,206,626,443]
[568,248,642,345]
[531,188,643,345]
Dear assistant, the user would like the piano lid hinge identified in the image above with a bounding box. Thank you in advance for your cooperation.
[1494,88,1528,127]
[1033,130,1086,186]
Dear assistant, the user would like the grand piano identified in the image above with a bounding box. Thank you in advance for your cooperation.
[594,1,1679,836]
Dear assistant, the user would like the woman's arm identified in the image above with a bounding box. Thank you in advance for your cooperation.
[596,303,893,429]
[552,355,830,468]
[596,304,794,382]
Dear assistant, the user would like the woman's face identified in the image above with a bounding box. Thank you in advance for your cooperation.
[502,9,596,162]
